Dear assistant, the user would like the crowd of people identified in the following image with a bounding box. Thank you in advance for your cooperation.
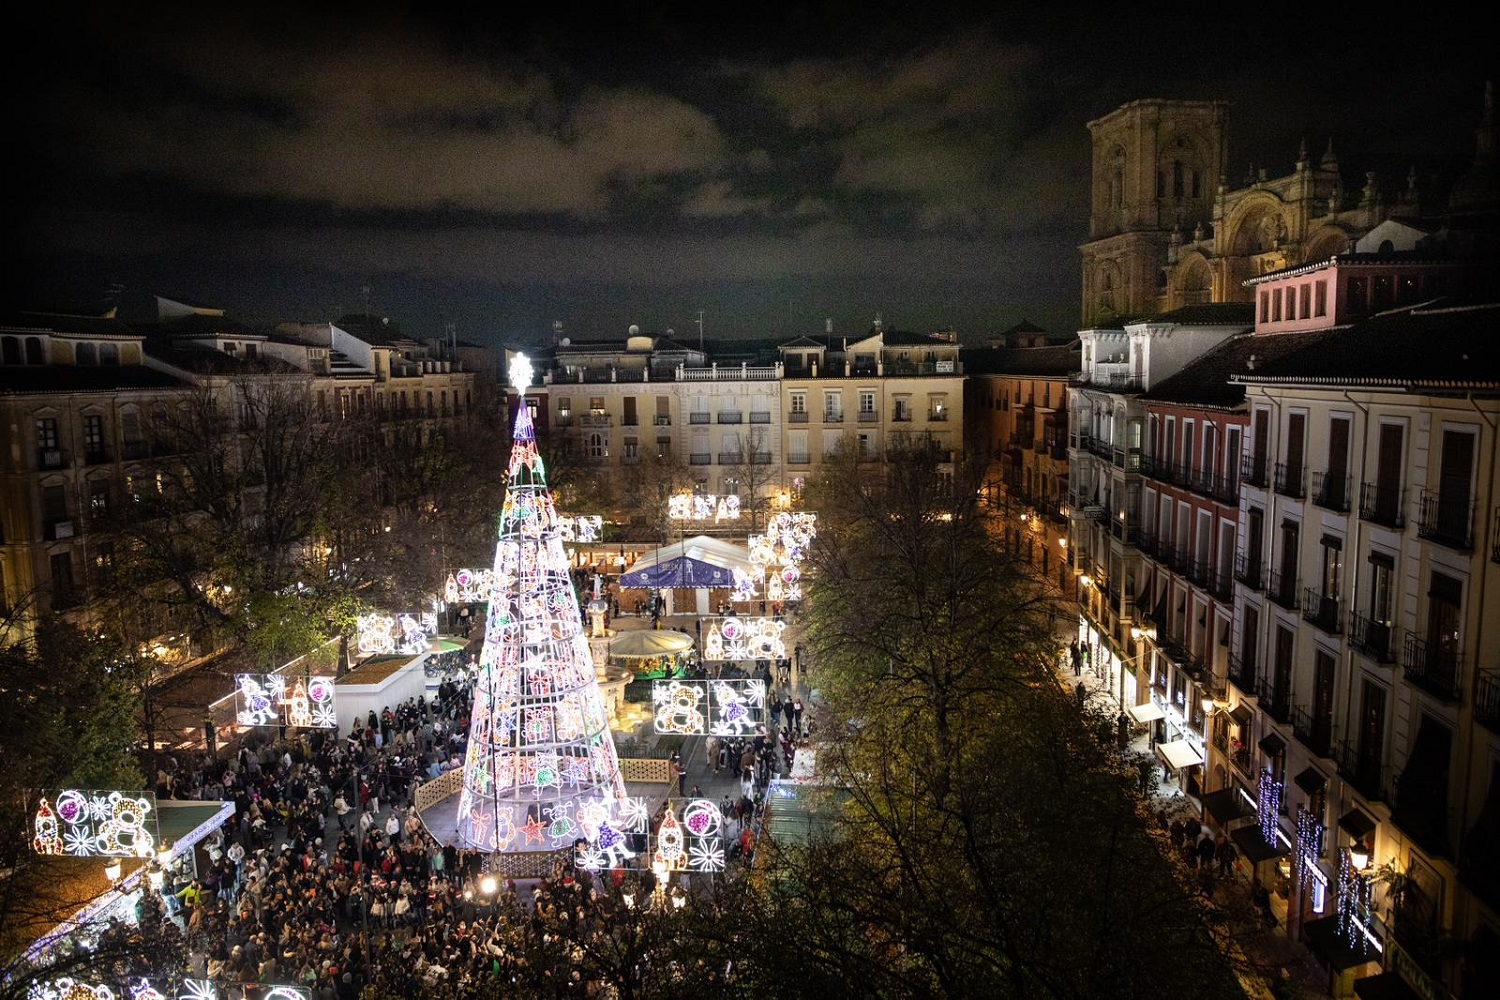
[115,644,781,998]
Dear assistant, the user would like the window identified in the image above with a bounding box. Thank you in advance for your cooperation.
[588,433,607,459]
[1299,284,1311,319]
[557,397,572,421]
[623,437,639,459]
[622,397,637,426]
[76,342,97,365]
[1314,280,1328,317]
[1259,291,1270,324]
[245,343,258,359]
[823,392,841,419]
[859,390,876,414]
[928,394,948,421]
[89,480,110,519]
[790,392,806,414]
[50,553,75,607]
[590,397,605,416]
[1,336,20,365]
[83,415,104,456]
[37,418,60,450]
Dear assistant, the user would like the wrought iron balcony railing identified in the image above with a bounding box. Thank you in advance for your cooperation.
[1359,482,1405,529]
[1311,471,1352,513]
[1302,588,1344,635]
[1402,632,1462,701]
[1416,489,1475,550]
[1349,612,1394,664]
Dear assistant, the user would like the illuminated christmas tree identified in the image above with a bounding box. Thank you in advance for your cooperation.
[455,355,626,855]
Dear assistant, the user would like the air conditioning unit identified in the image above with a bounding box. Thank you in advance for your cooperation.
[52,520,75,539]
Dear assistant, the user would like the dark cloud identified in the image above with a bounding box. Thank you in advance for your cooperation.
[5,3,1496,344]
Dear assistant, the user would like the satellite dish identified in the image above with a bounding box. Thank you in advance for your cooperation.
[629,324,640,336]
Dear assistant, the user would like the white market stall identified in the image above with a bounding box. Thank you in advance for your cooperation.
[335,653,430,738]
[618,535,755,615]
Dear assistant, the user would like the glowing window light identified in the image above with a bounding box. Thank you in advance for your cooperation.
[35,789,157,858]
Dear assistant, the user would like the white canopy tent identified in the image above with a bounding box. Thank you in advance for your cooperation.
[619,535,755,615]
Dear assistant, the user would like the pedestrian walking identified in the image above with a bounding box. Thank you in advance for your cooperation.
[675,761,687,797]
[1216,834,1238,876]
[792,698,804,736]
[769,696,783,730]
[1069,639,1082,676]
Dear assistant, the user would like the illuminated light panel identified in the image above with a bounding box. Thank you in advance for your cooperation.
[234,674,337,729]
[668,493,740,522]
[34,789,157,858]
[355,612,438,656]
[651,679,765,735]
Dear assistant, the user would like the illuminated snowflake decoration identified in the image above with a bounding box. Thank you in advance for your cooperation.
[235,673,337,729]
[29,980,116,1000]
[669,493,740,522]
[688,839,726,873]
[176,983,218,1000]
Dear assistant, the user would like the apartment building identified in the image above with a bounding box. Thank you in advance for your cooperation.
[964,333,1080,589]
[1065,305,1253,715]
[1225,253,1499,995]
[524,323,964,526]
[1,299,479,649]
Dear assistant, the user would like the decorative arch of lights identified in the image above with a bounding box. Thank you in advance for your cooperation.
[33,789,157,859]
[454,353,627,857]
[234,673,337,728]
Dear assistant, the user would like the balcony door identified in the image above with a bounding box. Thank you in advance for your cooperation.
[1374,423,1405,521]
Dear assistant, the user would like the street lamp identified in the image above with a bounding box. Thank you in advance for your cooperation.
[1349,842,1371,873]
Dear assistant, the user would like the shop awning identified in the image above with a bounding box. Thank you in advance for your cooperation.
[618,535,752,589]
[1202,787,1252,827]
[1352,973,1422,1000]
[608,629,696,658]
[1294,766,1327,796]
[1127,702,1166,724]
[1339,807,1378,841]
[1232,823,1289,865]
[1156,739,1204,771]
[1304,916,1381,973]
[1229,703,1254,727]
[1258,732,1286,758]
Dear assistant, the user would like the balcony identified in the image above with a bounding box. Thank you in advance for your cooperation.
[1273,462,1307,499]
[1359,482,1405,528]
[1336,739,1388,804]
[857,410,879,423]
[716,411,743,424]
[689,453,712,465]
[83,448,113,466]
[1349,612,1394,663]
[1302,588,1344,635]
[717,452,741,464]
[122,440,150,460]
[927,411,948,422]
[1234,553,1265,591]
[1185,555,1209,586]
[1311,472,1351,513]
[892,410,912,423]
[823,411,844,424]
[44,518,76,541]
[37,448,70,470]
[1228,653,1257,694]
[654,415,672,426]
[1208,566,1234,602]
[581,413,612,428]
[1476,670,1500,735]
[1268,570,1299,610]
[1241,451,1269,489]
[1230,745,1255,777]
[787,452,810,466]
[1402,633,1462,701]
[752,452,773,465]
[1292,706,1334,758]
[1256,675,1292,724]
[689,412,711,425]
[749,411,772,424]
[1416,490,1474,550]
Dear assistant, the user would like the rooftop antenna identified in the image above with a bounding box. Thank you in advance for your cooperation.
[697,311,705,350]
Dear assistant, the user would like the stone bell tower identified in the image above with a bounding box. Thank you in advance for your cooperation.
[1081,99,1228,327]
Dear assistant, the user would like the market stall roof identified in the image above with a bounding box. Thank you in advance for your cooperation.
[1127,702,1166,724]
[607,629,695,658]
[1156,739,1204,771]
[618,535,752,590]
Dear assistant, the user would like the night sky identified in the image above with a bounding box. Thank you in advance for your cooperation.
[4,3,1495,350]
